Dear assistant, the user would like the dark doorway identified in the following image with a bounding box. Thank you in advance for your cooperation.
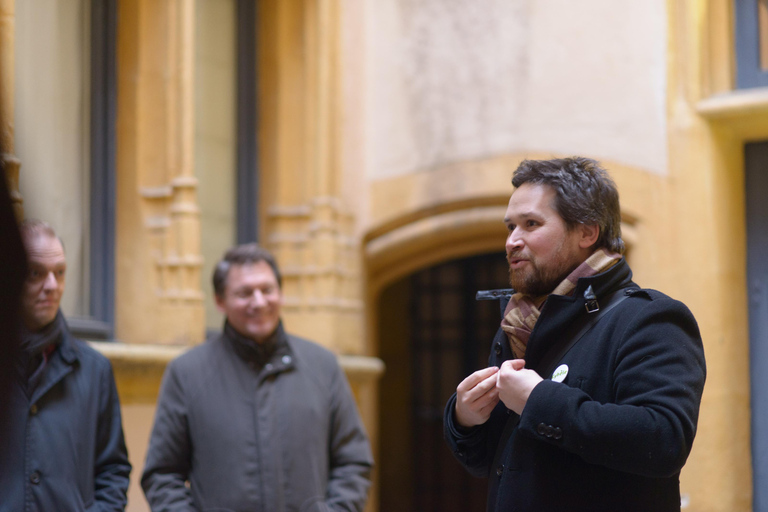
[745,141,768,512]
[378,251,508,512]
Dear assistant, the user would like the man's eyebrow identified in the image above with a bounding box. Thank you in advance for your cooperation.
[504,211,538,223]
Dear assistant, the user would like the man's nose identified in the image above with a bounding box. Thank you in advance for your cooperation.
[42,271,58,290]
[506,229,524,252]
[251,290,267,305]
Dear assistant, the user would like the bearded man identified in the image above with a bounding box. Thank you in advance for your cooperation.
[443,157,706,512]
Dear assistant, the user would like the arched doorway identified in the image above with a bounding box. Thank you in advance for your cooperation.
[377,251,508,512]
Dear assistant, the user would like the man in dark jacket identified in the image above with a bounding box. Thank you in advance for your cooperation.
[0,220,131,512]
[444,158,706,512]
[142,243,373,512]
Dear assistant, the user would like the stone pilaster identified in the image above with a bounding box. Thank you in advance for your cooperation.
[260,0,364,355]
[116,0,204,345]
[0,0,21,219]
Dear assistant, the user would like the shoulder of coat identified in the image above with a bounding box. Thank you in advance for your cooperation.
[287,334,338,364]
[623,285,682,300]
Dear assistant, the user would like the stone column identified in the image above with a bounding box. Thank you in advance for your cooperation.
[0,0,22,219]
[116,0,204,345]
[260,0,364,355]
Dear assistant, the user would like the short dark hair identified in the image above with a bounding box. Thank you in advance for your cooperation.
[212,243,282,298]
[511,157,625,254]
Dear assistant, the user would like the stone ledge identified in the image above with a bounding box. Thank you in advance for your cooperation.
[90,341,385,404]
[696,88,768,119]
[338,354,386,379]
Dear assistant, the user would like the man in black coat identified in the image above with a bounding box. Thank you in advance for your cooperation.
[444,157,706,512]
[0,220,131,512]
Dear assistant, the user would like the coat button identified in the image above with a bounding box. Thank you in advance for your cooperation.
[30,404,38,415]
[494,342,502,356]
[552,427,563,440]
[281,355,292,365]
[537,423,548,436]
[264,363,274,372]
[496,465,504,477]
[30,472,41,484]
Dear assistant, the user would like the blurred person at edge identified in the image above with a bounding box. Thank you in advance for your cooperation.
[0,172,26,426]
[0,219,131,512]
[444,157,706,512]
[142,243,373,512]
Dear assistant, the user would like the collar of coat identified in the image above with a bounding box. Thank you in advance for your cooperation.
[521,257,636,370]
[223,320,294,374]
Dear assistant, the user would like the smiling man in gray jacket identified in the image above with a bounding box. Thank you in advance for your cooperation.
[141,243,373,512]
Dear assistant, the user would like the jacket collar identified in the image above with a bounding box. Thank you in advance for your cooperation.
[28,316,80,404]
[223,320,295,376]
[567,257,634,304]
[523,258,635,370]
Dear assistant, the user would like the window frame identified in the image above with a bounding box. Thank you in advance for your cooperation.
[71,0,117,341]
[236,0,259,244]
[735,0,768,88]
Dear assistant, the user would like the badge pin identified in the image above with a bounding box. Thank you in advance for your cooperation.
[551,364,569,383]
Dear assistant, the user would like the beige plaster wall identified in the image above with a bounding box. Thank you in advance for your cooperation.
[194,0,237,331]
[14,0,90,316]
[362,0,668,184]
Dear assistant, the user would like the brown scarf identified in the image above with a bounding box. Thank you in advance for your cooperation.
[500,248,622,359]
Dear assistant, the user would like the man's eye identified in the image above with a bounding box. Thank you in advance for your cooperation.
[526,220,538,228]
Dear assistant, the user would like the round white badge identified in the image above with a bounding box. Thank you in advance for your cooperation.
[551,364,569,383]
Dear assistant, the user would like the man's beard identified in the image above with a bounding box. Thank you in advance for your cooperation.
[508,253,580,297]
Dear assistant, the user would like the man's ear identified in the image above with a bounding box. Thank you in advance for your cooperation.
[215,294,226,314]
[578,224,600,249]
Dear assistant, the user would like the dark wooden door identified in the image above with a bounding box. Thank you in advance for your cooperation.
[378,251,508,512]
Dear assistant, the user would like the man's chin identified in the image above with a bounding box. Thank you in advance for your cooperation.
[243,324,277,343]
[26,312,58,331]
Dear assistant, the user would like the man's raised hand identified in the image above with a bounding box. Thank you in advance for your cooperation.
[455,366,501,428]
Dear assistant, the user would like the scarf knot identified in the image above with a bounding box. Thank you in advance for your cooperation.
[500,249,622,359]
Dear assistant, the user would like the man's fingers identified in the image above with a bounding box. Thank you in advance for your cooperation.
[478,395,500,415]
[457,366,499,393]
[500,359,526,372]
[461,372,500,402]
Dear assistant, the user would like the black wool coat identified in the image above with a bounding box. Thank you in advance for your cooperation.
[0,322,131,512]
[444,259,706,512]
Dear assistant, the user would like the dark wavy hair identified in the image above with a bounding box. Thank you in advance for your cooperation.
[511,157,625,254]
[212,243,282,298]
